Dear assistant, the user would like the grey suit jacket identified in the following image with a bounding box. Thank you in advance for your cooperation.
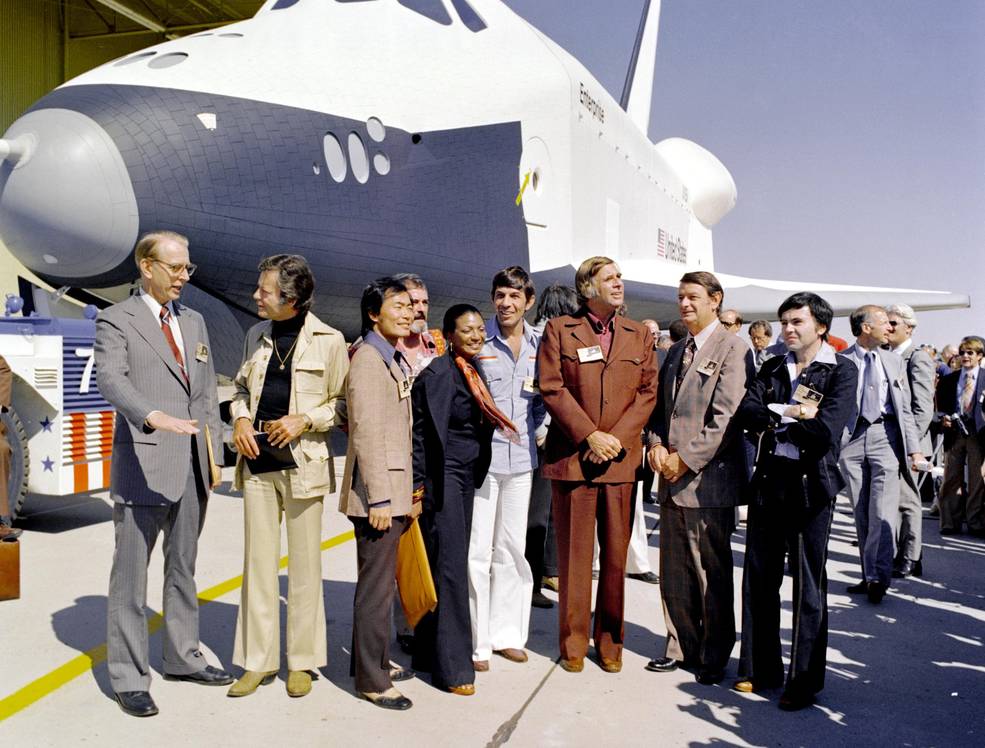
[901,344,935,455]
[648,323,749,508]
[841,343,922,486]
[96,293,221,505]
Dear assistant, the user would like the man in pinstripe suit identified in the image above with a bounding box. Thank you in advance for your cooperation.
[95,231,232,717]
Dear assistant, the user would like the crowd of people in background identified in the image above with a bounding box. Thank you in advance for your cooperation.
[66,230,983,720]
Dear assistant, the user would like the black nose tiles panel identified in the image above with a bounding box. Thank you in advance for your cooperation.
[28,84,529,337]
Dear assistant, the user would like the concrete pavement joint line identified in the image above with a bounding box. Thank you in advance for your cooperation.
[485,659,559,747]
[0,529,355,722]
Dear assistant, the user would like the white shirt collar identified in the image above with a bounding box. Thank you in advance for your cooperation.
[783,341,838,369]
[688,318,720,351]
[892,339,913,355]
[139,290,175,320]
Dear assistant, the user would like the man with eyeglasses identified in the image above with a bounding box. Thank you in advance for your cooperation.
[839,305,925,604]
[885,304,935,576]
[95,231,232,717]
[934,336,985,537]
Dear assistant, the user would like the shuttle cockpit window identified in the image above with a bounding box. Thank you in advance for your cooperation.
[271,0,302,9]
[397,0,452,26]
[450,0,487,32]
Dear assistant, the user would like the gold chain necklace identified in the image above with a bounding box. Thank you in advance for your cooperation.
[273,334,299,370]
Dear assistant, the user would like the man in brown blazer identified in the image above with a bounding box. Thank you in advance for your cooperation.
[339,276,422,710]
[538,256,656,673]
[646,271,749,684]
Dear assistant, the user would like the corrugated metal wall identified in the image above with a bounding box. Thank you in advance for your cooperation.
[0,0,64,133]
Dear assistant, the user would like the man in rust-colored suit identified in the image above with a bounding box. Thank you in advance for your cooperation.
[538,256,656,673]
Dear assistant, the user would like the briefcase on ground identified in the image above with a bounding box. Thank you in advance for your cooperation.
[0,539,20,601]
[396,519,437,628]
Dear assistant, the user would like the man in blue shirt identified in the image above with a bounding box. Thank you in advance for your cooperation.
[469,266,546,670]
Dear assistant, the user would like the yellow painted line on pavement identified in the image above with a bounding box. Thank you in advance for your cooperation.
[0,529,355,722]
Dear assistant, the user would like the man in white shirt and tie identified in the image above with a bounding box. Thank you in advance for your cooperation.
[935,336,985,537]
[839,305,924,604]
[885,304,935,577]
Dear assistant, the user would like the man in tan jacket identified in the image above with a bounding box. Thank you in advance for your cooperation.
[229,255,348,698]
[339,276,422,710]
[646,271,749,685]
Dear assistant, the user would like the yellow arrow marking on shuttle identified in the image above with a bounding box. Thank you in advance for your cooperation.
[515,170,531,206]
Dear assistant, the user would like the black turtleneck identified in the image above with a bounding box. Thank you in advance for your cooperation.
[249,311,306,474]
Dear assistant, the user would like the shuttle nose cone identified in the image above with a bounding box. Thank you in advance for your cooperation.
[0,108,138,283]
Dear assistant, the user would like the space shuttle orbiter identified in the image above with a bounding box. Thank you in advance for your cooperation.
[0,0,967,352]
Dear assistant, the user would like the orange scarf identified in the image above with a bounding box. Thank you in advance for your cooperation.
[454,354,520,444]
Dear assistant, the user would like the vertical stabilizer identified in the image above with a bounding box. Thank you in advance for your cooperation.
[620,0,661,139]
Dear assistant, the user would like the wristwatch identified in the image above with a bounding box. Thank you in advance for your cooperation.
[301,414,313,432]
[799,405,806,418]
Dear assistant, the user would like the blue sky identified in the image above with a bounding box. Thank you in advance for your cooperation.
[503,0,983,348]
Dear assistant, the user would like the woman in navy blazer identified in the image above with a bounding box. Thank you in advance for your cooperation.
[411,304,493,695]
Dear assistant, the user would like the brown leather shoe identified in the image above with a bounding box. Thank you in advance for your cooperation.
[448,684,475,696]
[494,648,528,663]
[473,660,489,672]
[559,658,584,673]
[600,658,622,673]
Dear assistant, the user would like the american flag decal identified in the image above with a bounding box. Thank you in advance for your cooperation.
[62,411,114,493]
[657,228,666,258]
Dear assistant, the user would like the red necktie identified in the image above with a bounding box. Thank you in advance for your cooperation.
[160,306,189,384]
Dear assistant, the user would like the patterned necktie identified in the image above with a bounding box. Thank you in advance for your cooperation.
[160,306,189,384]
[676,338,696,392]
[860,351,881,423]
[961,372,975,414]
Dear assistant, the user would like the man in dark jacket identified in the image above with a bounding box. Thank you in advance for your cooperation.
[733,293,858,711]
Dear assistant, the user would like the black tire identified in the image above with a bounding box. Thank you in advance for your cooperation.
[1,406,29,519]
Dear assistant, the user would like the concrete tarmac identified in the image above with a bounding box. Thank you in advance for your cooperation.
[1,467,983,746]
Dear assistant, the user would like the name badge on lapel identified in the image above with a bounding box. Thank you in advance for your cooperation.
[398,378,412,400]
[195,343,209,363]
[696,359,719,376]
[522,376,539,394]
[793,384,823,405]
[577,345,604,363]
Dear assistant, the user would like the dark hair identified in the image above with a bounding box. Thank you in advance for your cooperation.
[491,265,535,301]
[359,276,409,335]
[748,319,772,336]
[668,319,688,342]
[257,254,315,314]
[778,293,833,339]
[535,283,578,323]
[442,303,482,337]
[679,271,724,310]
[391,272,426,291]
[849,304,885,337]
